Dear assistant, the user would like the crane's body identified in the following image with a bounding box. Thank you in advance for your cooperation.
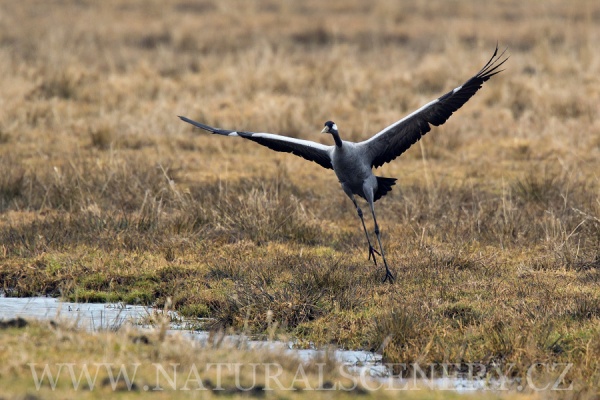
[331,141,377,197]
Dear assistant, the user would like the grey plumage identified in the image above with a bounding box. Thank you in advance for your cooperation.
[179,46,508,283]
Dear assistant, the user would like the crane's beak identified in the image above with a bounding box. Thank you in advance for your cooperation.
[321,126,329,134]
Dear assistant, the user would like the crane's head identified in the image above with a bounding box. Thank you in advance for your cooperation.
[321,121,338,135]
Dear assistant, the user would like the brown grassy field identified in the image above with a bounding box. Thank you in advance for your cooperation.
[1,0,600,397]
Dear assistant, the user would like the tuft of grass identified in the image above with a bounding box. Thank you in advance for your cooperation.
[31,70,81,100]
[89,126,116,150]
[137,30,172,50]
[291,26,334,47]
[205,253,366,333]
[0,130,10,144]
[369,307,426,361]
[442,302,482,327]
[69,288,121,303]
[512,170,564,207]
[0,161,25,211]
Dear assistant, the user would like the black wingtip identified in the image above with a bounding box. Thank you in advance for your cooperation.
[179,115,195,124]
[179,115,211,131]
[476,44,509,80]
[178,115,237,136]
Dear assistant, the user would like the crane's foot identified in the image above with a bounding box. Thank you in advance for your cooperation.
[382,265,395,284]
[368,245,380,265]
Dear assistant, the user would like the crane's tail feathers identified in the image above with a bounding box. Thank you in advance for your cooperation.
[374,177,397,202]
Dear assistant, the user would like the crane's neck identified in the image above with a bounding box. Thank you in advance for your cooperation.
[331,131,343,148]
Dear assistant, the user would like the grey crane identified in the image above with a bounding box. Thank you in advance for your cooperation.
[179,46,507,283]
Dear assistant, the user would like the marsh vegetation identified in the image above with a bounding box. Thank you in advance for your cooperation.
[1,0,600,397]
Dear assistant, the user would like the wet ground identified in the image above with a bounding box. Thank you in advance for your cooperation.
[0,296,494,392]
[0,296,153,330]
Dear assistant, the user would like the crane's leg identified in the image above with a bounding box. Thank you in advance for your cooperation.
[351,197,380,266]
[367,200,395,284]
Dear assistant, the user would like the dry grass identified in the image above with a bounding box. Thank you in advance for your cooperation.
[1,0,600,397]
[0,319,366,399]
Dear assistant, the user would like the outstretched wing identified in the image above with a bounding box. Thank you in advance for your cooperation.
[359,46,508,169]
[179,116,334,170]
